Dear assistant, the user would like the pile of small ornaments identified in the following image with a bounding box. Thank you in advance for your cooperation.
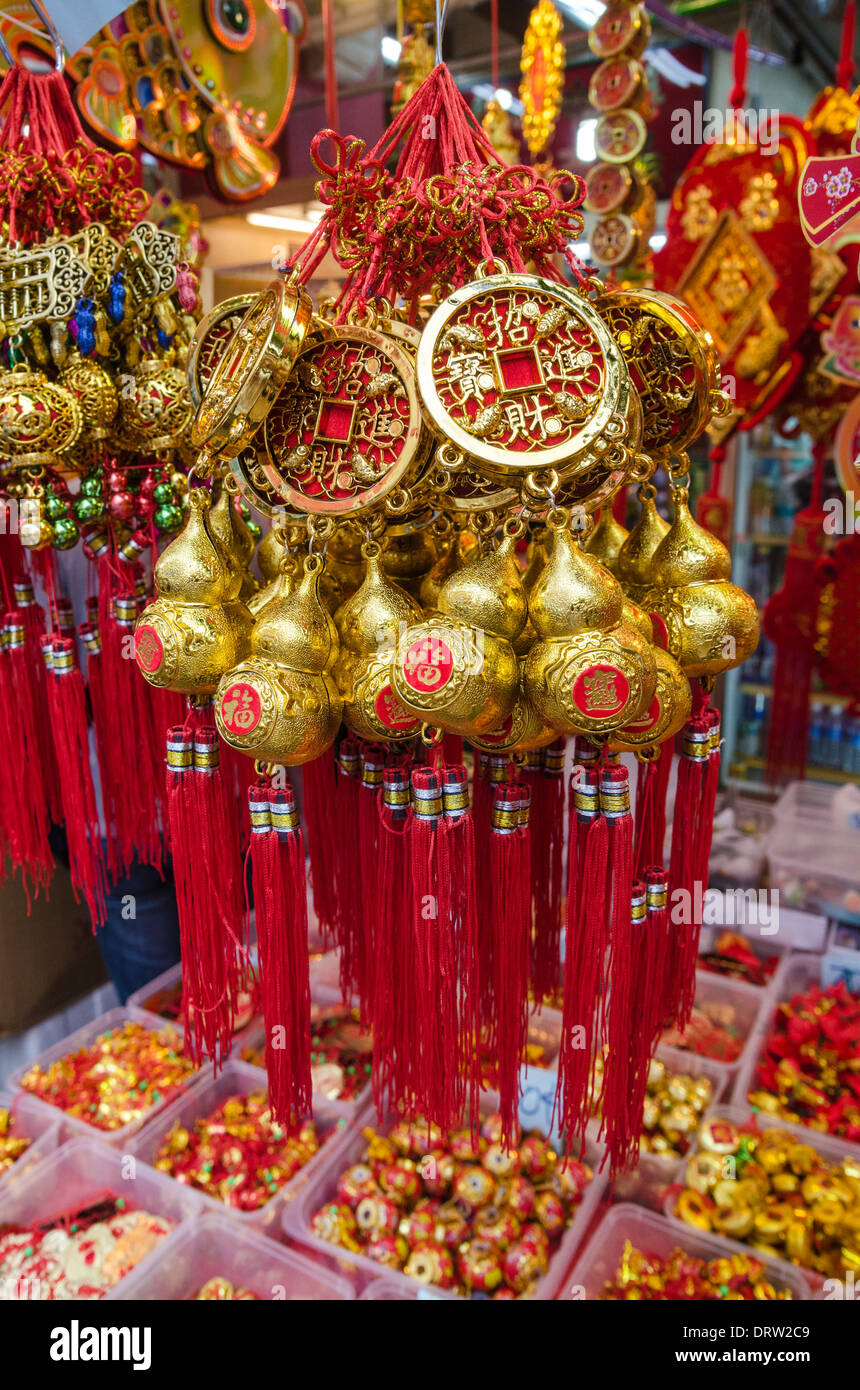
[599,1242,795,1300]
[311,1113,592,1297]
[0,1106,31,1177]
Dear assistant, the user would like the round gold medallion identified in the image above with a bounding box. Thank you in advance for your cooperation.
[191,278,314,455]
[588,4,650,59]
[263,326,426,516]
[588,58,644,114]
[187,293,254,408]
[595,109,648,164]
[584,162,633,216]
[598,288,720,457]
[417,270,630,485]
[591,214,639,268]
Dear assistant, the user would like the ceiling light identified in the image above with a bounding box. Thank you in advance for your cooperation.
[556,0,605,27]
[247,212,316,234]
[381,35,401,64]
[576,118,597,162]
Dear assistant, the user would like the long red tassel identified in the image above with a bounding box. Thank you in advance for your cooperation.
[14,577,62,824]
[475,751,509,1037]
[248,779,311,1130]
[332,737,364,1006]
[166,716,247,1067]
[372,764,415,1116]
[488,779,531,1149]
[644,866,671,1047]
[665,710,711,1030]
[43,637,107,927]
[633,742,672,879]
[525,740,566,1004]
[301,747,339,943]
[357,744,385,1024]
[0,613,54,900]
[598,765,636,1178]
[440,763,481,1125]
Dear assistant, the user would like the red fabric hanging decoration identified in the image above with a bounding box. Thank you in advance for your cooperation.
[300,747,339,943]
[372,764,415,1116]
[837,0,856,92]
[633,742,673,880]
[597,765,637,1179]
[557,761,608,1158]
[247,779,311,1130]
[331,736,364,1006]
[0,612,54,901]
[488,779,532,1149]
[665,700,712,1030]
[763,441,829,784]
[165,715,247,1067]
[42,637,107,927]
[696,445,733,549]
[523,740,566,1004]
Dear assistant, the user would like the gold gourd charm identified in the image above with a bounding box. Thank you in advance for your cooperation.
[135,488,253,694]
[214,553,342,765]
[390,526,526,737]
[615,481,670,603]
[644,485,760,677]
[523,510,657,736]
[333,543,423,741]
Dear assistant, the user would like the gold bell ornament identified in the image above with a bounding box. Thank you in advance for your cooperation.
[134,488,254,695]
[214,550,342,766]
[333,540,422,742]
[523,509,657,737]
[390,522,527,738]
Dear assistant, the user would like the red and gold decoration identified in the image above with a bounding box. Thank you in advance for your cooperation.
[519,0,565,164]
[0,1198,174,1299]
[599,1241,795,1300]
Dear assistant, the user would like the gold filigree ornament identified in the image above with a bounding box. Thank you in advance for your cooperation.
[597,287,723,459]
[114,354,194,453]
[59,349,118,445]
[0,364,82,468]
[186,293,255,409]
[519,0,565,161]
[263,324,430,518]
[416,264,632,496]
[191,277,316,459]
[0,237,89,334]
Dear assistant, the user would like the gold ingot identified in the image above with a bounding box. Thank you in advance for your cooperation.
[610,645,691,751]
[585,507,628,574]
[389,532,526,736]
[645,487,759,677]
[134,491,253,694]
[214,555,342,766]
[523,515,656,736]
[334,548,422,742]
[615,484,670,602]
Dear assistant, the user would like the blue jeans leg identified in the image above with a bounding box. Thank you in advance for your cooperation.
[95,857,182,1005]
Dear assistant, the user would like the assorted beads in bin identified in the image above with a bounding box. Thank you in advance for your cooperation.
[0,1108,31,1177]
[673,1118,860,1277]
[698,931,779,989]
[599,1240,794,1300]
[310,1114,592,1298]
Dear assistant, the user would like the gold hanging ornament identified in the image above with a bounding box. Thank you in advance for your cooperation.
[519,0,565,162]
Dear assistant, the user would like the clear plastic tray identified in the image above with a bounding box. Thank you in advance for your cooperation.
[127,961,260,1043]
[282,1089,607,1300]
[0,1135,202,1300]
[7,1007,199,1147]
[766,781,860,924]
[0,1089,63,1195]
[659,968,766,1082]
[565,1203,811,1300]
[696,921,791,989]
[129,1057,354,1235]
[731,952,860,1143]
[664,1102,860,1288]
[112,1210,354,1300]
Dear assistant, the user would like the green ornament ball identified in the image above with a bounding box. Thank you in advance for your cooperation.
[45,493,68,520]
[51,517,79,550]
[73,497,105,523]
[153,502,183,533]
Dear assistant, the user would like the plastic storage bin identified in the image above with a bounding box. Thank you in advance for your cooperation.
[665,1103,860,1289]
[0,1136,201,1299]
[659,968,765,1084]
[731,952,860,1138]
[696,920,791,989]
[7,1007,198,1147]
[127,961,260,1041]
[766,780,860,925]
[565,1204,811,1300]
[708,793,775,891]
[113,1210,354,1300]
[0,1090,63,1195]
[129,1057,354,1235]
[282,1089,607,1300]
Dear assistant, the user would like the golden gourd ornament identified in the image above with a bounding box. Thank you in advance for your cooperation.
[610,645,691,752]
[134,488,254,694]
[470,659,558,753]
[214,553,342,766]
[333,543,423,742]
[644,485,760,678]
[523,510,657,736]
[419,526,461,609]
[381,513,438,599]
[208,480,258,604]
[390,526,527,737]
[615,481,670,603]
[585,506,629,574]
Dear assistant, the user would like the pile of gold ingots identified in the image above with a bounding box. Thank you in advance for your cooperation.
[134,261,760,765]
[0,217,203,552]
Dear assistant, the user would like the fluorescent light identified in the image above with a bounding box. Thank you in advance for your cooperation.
[496,88,513,111]
[576,117,597,162]
[649,233,667,250]
[557,0,605,26]
[381,35,401,64]
[247,212,316,233]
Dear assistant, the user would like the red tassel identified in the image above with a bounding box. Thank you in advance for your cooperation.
[248,779,311,1130]
[524,740,566,1004]
[166,717,247,1067]
[0,612,53,900]
[14,577,62,824]
[838,0,856,91]
[332,737,364,1006]
[488,779,531,1149]
[665,710,711,1030]
[556,763,608,1157]
[439,763,481,1120]
[475,751,509,1037]
[357,744,386,1023]
[43,637,107,927]
[633,742,672,879]
[597,764,636,1178]
[301,747,339,943]
[644,866,671,1047]
[372,764,416,1116]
